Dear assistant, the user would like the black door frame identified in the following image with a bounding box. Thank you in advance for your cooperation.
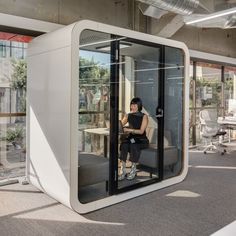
[109,37,165,194]
[109,35,119,195]
[157,45,165,181]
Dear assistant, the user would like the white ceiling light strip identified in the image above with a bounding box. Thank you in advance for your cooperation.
[185,7,236,25]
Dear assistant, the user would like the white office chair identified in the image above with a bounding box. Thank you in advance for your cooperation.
[199,109,227,155]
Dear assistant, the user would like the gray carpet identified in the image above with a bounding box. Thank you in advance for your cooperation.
[0,151,236,236]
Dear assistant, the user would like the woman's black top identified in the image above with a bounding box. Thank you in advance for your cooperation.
[128,112,149,143]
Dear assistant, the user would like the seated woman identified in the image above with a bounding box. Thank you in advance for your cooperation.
[119,97,149,180]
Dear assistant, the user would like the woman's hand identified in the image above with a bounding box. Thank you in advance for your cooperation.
[123,127,132,133]
[121,114,128,126]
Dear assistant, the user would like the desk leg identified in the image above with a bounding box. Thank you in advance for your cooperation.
[104,136,108,158]
[82,131,85,151]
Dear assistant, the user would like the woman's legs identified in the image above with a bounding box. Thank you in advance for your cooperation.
[126,162,137,180]
[119,142,149,180]
[118,160,126,181]
[120,141,129,162]
[129,143,141,163]
[126,144,140,180]
[119,141,130,181]
[127,142,149,180]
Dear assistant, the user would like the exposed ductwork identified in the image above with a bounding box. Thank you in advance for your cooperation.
[137,0,199,16]
[224,14,236,28]
[137,0,236,30]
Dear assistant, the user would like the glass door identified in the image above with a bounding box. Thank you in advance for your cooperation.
[113,39,164,192]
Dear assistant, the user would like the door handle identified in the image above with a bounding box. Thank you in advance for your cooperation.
[156,108,163,118]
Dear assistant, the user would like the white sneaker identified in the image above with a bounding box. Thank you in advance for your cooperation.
[118,162,126,181]
[126,163,137,180]
[118,170,126,181]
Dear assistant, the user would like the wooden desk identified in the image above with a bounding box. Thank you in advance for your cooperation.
[84,128,109,157]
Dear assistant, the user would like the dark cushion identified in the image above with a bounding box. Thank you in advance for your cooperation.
[138,146,178,169]
[78,153,109,187]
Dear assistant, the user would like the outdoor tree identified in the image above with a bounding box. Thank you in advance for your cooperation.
[79,57,109,84]
[79,56,109,121]
[10,59,27,112]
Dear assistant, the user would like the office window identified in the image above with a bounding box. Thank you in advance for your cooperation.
[195,62,222,109]
[0,32,32,182]
[189,62,236,146]
[224,66,236,115]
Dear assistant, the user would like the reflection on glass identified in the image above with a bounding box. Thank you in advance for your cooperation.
[196,62,222,108]
[0,39,28,181]
[78,30,111,203]
[78,29,186,203]
[225,67,236,115]
[189,63,194,109]
[164,46,184,179]
[194,62,222,145]
[224,66,236,140]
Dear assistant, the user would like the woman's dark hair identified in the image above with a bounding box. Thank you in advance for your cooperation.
[130,97,143,111]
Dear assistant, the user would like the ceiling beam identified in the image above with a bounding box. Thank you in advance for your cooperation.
[153,14,184,38]
[0,13,63,34]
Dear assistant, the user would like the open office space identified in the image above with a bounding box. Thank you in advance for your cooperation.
[0,1,236,235]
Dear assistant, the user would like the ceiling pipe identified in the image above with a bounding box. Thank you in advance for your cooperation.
[224,14,236,28]
[137,0,199,16]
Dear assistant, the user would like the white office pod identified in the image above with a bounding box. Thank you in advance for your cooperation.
[27,20,189,214]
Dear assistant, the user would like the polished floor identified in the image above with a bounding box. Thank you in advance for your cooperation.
[0,150,236,236]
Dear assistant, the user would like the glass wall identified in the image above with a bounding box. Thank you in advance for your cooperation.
[164,46,184,178]
[189,61,236,146]
[77,29,185,203]
[224,66,236,114]
[78,30,112,203]
[0,33,32,182]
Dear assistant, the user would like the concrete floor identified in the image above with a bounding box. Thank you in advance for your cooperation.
[0,150,236,236]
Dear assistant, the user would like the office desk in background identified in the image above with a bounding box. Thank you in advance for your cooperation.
[218,116,236,142]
